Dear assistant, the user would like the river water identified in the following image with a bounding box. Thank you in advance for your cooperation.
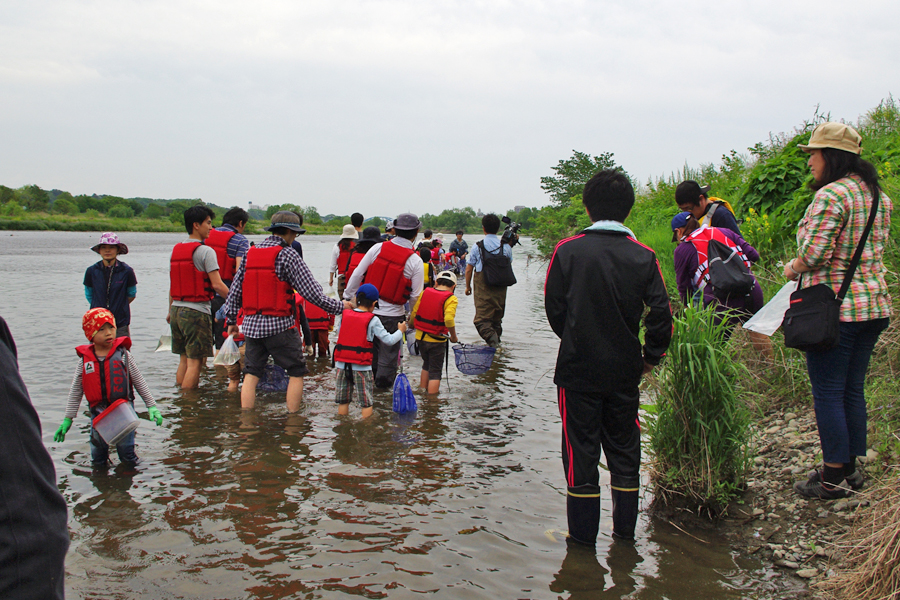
[0,231,803,599]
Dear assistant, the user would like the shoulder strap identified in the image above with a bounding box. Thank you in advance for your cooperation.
[835,189,880,301]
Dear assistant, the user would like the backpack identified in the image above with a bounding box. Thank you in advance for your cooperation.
[477,241,516,287]
[704,238,755,300]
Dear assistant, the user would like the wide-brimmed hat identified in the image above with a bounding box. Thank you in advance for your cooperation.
[91,232,129,255]
[266,211,306,233]
[436,270,458,286]
[675,181,711,206]
[799,122,862,155]
[393,213,422,231]
[360,226,382,243]
[340,224,359,240]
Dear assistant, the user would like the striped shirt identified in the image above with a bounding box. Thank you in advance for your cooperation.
[223,236,343,339]
[65,350,155,419]
[215,224,250,262]
[797,174,892,322]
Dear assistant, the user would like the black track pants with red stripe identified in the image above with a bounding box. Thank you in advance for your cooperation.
[558,386,641,541]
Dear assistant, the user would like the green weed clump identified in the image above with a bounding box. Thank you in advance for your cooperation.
[647,305,752,512]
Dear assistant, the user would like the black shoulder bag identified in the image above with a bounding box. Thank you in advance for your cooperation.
[782,191,879,352]
[477,241,516,287]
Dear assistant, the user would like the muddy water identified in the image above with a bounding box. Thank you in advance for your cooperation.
[0,231,803,599]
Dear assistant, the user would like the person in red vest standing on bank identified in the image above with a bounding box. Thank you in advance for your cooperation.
[223,211,352,412]
[168,205,230,389]
[205,207,250,351]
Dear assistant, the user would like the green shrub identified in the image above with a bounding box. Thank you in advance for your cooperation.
[52,198,78,215]
[648,305,752,511]
[108,205,135,219]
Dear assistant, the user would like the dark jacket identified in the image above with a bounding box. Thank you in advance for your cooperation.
[84,260,137,327]
[0,317,69,599]
[544,229,672,392]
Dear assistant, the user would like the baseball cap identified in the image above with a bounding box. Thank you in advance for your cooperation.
[798,122,862,155]
[671,212,692,242]
[436,270,458,286]
[675,181,711,206]
[356,283,379,302]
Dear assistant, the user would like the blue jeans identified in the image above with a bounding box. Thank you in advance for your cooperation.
[805,318,889,464]
[89,402,139,466]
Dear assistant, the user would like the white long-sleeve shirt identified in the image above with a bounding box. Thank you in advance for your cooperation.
[65,350,156,419]
[342,238,424,317]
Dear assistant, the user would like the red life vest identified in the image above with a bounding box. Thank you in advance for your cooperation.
[414,288,453,336]
[206,228,237,281]
[170,242,214,302]
[242,245,294,317]
[76,337,133,409]
[333,310,375,365]
[336,241,356,276]
[687,226,752,290]
[299,296,334,330]
[364,241,415,305]
[344,251,366,283]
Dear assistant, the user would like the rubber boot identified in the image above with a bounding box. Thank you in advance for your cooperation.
[610,475,640,540]
[566,484,601,545]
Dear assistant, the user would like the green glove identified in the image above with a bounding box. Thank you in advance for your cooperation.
[148,406,163,426]
[53,418,73,442]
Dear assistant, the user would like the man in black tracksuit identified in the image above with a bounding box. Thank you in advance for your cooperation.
[544,169,672,544]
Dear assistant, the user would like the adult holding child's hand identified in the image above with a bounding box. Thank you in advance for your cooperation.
[786,122,892,500]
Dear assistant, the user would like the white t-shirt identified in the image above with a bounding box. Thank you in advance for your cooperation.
[171,240,220,314]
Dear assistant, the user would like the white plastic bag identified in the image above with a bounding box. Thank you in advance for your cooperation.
[154,326,172,352]
[213,334,241,366]
[742,281,797,336]
[213,335,241,366]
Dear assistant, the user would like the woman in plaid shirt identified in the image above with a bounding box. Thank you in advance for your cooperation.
[782,122,892,499]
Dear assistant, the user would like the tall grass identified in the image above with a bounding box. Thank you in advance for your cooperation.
[647,305,752,511]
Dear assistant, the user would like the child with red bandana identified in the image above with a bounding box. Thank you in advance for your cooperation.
[53,308,163,468]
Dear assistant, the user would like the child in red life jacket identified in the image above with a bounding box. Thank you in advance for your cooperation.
[408,270,459,394]
[53,308,163,468]
[333,284,407,419]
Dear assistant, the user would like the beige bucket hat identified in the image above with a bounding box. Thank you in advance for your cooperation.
[799,122,862,155]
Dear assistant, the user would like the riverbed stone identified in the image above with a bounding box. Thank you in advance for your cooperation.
[796,569,818,578]
[775,559,799,569]
[784,412,797,421]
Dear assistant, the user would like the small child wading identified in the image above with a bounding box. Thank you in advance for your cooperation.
[408,270,459,394]
[54,308,163,468]
[333,284,407,419]
[84,232,137,338]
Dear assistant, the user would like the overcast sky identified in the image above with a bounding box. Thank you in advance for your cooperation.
[2,1,897,216]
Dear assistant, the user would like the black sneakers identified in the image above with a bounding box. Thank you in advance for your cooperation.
[793,471,852,499]
[806,468,865,491]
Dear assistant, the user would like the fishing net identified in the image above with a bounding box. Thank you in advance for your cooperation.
[257,363,289,392]
[154,326,172,352]
[452,344,496,375]
[392,372,417,414]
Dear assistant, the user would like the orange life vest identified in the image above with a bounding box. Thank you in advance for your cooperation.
[205,228,237,281]
[364,241,415,305]
[242,245,294,317]
[76,337,133,409]
[337,241,356,276]
[170,242,214,302]
[333,310,375,365]
[686,226,752,290]
[414,288,452,336]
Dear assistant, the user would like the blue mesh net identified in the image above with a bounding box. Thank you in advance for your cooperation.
[452,344,496,375]
[392,373,417,414]
[257,364,289,392]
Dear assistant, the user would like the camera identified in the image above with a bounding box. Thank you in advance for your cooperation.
[500,215,521,247]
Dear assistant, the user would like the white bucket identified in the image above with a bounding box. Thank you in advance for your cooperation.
[92,399,140,445]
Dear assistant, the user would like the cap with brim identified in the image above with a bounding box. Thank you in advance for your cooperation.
[266,211,305,233]
[393,213,422,230]
[340,224,359,239]
[384,220,395,233]
[356,283,379,301]
[798,122,862,155]
[671,212,692,242]
[91,232,129,255]
[360,226,382,243]
[436,270,458,286]
[675,181,711,206]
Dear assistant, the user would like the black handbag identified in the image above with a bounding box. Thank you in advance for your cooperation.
[782,191,879,352]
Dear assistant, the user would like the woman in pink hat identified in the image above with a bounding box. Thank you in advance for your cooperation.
[84,232,137,338]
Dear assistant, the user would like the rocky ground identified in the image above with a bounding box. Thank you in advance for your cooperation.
[717,408,888,591]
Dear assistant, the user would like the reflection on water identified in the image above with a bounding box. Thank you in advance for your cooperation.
[0,231,804,599]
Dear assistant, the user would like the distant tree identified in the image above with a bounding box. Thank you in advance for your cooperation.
[302,206,322,225]
[19,184,51,211]
[144,203,166,219]
[52,197,78,215]
[0,186,17,205]
[369,217,385,228]
[540,150,624,206]
[108,205,135,219]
